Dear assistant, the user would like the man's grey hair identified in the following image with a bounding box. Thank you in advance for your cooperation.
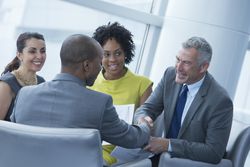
[182,36,212,66]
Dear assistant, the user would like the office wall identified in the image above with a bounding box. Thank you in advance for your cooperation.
[150,0,250,99]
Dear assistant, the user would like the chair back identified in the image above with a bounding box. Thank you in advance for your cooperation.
[227,126,250,167]
[0,120,102,167]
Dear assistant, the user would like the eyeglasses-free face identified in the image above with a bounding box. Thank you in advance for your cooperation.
[102,38,126,80]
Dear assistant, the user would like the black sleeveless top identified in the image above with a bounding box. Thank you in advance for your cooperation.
[0,72,45,121]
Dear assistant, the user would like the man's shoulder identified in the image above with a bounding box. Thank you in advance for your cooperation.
[19,81,48,94]
[203,73,232,101]
[86,87,112,100]
[164,66,176,76]
[160,67,176,84]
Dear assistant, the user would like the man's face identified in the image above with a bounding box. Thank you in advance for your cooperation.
[175,48,205,84]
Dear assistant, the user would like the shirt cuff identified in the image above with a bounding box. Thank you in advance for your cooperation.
[168,139,172,152]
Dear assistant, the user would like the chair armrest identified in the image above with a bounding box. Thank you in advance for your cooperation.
[159,152,232,167]
[116,159,151,167]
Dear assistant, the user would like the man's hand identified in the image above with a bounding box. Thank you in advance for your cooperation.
[144,137,169,154]
[137,116,153,129]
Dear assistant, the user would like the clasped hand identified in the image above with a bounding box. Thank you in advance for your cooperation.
[143,137,169,154]
[137,116,154,129]
[137,116,169,154]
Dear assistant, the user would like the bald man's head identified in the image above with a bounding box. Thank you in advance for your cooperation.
[60,34,103,86]
[60,34,102,68]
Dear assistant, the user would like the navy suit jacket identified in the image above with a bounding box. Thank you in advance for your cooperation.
[11,73,150,148]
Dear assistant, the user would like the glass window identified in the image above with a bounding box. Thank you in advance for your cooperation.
[101,0,154,13]
[0,0,152,80]
[234,50,250,113]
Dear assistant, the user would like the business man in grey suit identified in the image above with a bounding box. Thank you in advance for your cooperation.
[11,34,150,151]
[135,37,233,166]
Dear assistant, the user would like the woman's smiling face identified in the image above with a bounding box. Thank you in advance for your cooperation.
[102,38,126,80]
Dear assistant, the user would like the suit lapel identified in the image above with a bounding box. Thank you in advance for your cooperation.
[178,73,211,138]
[178,94,203,137]
[164,83,182,136]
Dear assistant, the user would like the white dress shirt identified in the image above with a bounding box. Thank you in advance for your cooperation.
[168,75,205,152]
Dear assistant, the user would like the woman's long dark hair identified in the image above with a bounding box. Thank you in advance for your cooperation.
[1,32,45,75]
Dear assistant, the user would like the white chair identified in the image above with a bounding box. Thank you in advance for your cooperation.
[117,159,152,167]
[0,120,102,167]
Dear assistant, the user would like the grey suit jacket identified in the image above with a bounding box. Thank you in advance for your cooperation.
[135,67,233,164]
[11,73,150,148]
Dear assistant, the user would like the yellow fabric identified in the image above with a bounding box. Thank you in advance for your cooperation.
[90,69,152,165]
[90,69,152,109]
[102,145,116,165]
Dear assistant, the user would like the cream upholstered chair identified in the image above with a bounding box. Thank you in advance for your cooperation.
[116,159,152,167]
[0,120,102,167]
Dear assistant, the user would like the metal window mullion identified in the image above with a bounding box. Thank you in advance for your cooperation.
[61,0,163,27]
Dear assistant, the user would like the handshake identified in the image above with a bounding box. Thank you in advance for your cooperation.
[136,116,169,154]
[136,116,154,130]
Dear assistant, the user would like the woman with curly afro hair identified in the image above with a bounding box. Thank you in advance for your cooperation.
[91,22,153,165]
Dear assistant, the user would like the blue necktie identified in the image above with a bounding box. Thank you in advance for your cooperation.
[167,85,188,138]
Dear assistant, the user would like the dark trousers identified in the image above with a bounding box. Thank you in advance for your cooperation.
[150,154,161,167]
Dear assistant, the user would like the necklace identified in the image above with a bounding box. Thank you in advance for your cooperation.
[12,70,37,86]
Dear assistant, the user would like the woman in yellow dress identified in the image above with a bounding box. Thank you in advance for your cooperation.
[91,22,153,165]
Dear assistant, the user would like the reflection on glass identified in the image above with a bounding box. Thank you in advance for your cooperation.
[100,0,154,13]
[234,51,250,111]
[0,0,149,80]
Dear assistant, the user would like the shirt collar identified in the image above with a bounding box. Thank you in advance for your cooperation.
[53,73,86,87]
[185,75,205,96]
